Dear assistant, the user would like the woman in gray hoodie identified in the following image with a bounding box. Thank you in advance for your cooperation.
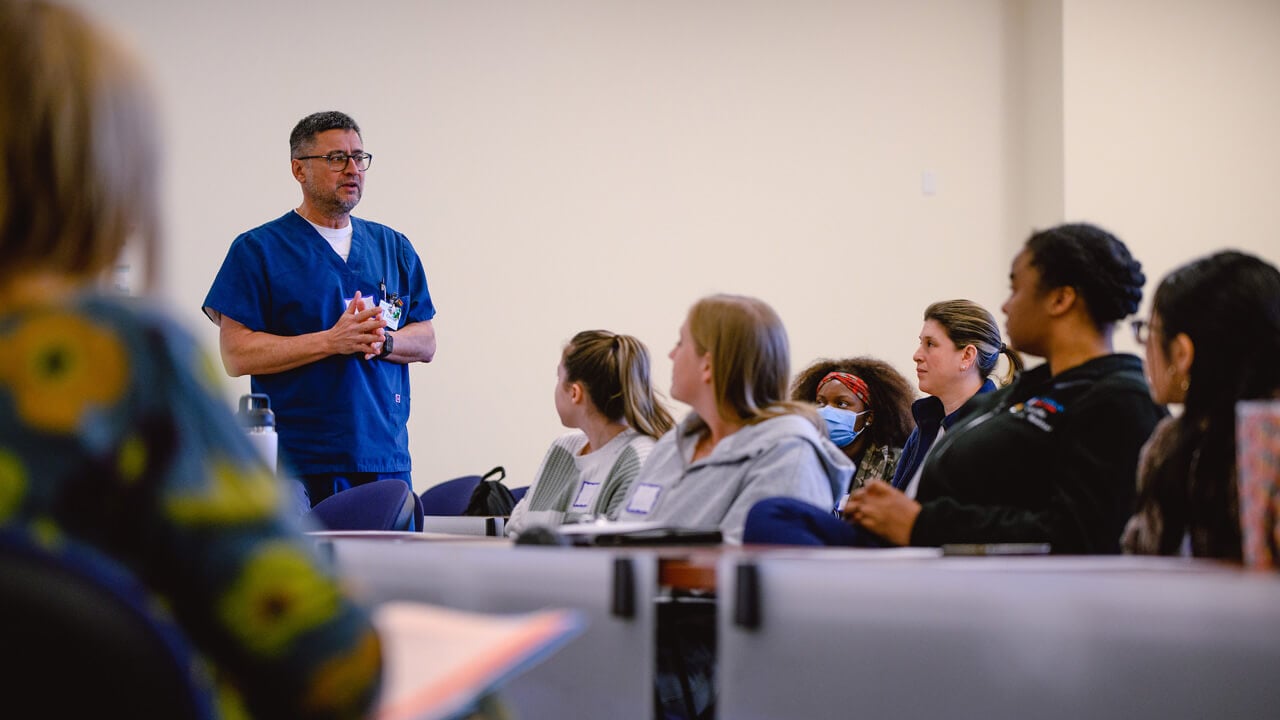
[612,293,853,543]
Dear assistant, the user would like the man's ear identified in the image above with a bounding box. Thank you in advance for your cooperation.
[291,159,306,183]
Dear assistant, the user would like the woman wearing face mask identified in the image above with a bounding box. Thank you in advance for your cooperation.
[506,330,674,538]
[791,358,913,494]
[743,301,1019,546]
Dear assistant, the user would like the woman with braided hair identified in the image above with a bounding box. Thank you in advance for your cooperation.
[846,223,1167,553]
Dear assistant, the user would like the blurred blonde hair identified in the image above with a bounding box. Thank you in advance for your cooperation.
[687,294,816,427]
[0,0,160,290]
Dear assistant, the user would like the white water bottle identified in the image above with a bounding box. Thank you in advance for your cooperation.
[238,393,278,476]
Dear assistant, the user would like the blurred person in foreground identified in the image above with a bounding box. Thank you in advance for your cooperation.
[0,1,381,716]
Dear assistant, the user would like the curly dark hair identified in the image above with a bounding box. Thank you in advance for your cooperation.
[289,111,361,156]
[1025,223,1145,327]
[791,357,915,449]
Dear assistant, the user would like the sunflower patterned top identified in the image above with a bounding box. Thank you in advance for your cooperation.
[0,294,382,719]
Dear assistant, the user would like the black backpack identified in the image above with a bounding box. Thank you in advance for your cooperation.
[464,466,517,516]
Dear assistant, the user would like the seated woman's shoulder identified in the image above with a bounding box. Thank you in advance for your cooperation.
[552,429,589,446]
[752,412,821,437]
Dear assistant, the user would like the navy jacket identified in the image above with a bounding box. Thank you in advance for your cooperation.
[890,378,998,491]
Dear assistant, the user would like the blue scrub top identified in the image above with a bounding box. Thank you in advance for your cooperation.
[202,211,435,475]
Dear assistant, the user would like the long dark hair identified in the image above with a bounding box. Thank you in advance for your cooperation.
[1139,250,1280,558]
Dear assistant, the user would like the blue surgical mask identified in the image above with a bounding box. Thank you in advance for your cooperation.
[818,405,868,448]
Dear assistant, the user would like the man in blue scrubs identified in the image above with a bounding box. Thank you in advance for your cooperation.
[203,111,436,508]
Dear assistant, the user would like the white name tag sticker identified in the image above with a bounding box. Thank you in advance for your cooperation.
[626,483,662,515]
[571,480,602,509]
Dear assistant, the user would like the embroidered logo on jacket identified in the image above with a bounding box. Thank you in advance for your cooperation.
[1008,396,1063,432]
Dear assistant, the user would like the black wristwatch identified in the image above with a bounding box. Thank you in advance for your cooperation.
[377,331,394,359]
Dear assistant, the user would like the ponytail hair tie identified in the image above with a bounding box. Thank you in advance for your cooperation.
[999,343,1008,353]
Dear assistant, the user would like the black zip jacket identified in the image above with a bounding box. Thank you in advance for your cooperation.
[910,354,1167,554]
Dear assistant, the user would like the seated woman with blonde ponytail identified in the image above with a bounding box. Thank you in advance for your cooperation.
[506,330,674,538]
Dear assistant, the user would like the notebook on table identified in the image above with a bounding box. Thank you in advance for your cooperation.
[554,520,723,546]
[374,602,584,720]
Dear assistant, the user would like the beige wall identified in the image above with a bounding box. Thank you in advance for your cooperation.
[1062,0,1280,359]
[71,0,1278,490]
[1008,0,1066,238]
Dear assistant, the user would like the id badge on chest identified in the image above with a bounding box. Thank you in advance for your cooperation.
[343,293,402,331]
[379,299,402,331]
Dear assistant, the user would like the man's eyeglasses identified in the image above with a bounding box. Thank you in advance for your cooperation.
[295,152,373,172]
[1130,319,1151,345]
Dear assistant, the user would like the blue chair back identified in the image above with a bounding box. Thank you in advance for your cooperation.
[0,527,217,719]
[510,485,530,503]
[420,466,513,516]
[419,475,484,515]
[308,478,422,532]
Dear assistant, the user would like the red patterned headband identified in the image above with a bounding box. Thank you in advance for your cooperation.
[818,372,870,406]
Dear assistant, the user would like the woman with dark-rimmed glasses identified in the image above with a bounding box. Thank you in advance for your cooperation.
[1123,250,1280,560]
